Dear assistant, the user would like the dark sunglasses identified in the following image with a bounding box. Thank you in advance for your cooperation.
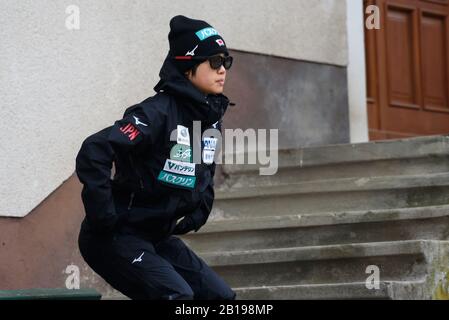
[174,55,233,70]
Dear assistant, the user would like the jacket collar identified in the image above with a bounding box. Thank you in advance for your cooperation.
[153,53,231,126]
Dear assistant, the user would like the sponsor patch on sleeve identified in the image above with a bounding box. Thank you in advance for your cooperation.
[170,144,192,163]
[163,159,196,176]
[157,171,196,189]
[202,137,218,151]
[202,149,216,165]
[177,125,190,146]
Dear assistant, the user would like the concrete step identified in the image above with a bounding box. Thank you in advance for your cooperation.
[101,282,425,300]
[212,173,449,219]
[216,172,449,199]
[199,240,448,288]
[221,135,449,188]
[204,136,449,299]
[182,205,449,251]
[233,281,427,300]
[223,155,449,189]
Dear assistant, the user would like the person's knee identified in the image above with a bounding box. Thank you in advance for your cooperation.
[155,282,194,300]
[222,289,237,300]
[210,287,236,300]
[165,288,194,300]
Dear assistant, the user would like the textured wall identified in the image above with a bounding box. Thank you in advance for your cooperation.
[195,0,348,66]
[0,174,120,296]
[0,0,348,217]
[224,50,350,151]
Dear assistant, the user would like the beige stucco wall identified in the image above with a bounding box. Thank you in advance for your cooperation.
[0,0,348,217]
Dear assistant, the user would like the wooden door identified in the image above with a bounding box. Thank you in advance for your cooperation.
[364,0,449,140]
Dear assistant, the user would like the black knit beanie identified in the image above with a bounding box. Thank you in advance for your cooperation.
[168,15,229,74]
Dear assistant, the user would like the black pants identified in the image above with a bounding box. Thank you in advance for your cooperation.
[78,223,236,300]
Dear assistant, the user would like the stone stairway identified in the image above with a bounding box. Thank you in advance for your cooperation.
[180,135,449,300]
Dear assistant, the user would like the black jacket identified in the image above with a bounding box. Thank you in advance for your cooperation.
[75,53,230,241]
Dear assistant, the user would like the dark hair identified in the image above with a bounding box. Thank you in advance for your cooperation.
[189,64,199,77]
[184,61,202,78]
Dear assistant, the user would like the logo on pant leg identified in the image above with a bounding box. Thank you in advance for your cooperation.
[132,252,144,264]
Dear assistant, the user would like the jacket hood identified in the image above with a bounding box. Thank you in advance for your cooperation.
[153,53,231,126]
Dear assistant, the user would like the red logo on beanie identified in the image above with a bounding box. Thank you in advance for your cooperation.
[215,39,225,46]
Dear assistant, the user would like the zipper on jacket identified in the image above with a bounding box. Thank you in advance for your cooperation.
[128,154,144,190]
[127,192,135,210]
